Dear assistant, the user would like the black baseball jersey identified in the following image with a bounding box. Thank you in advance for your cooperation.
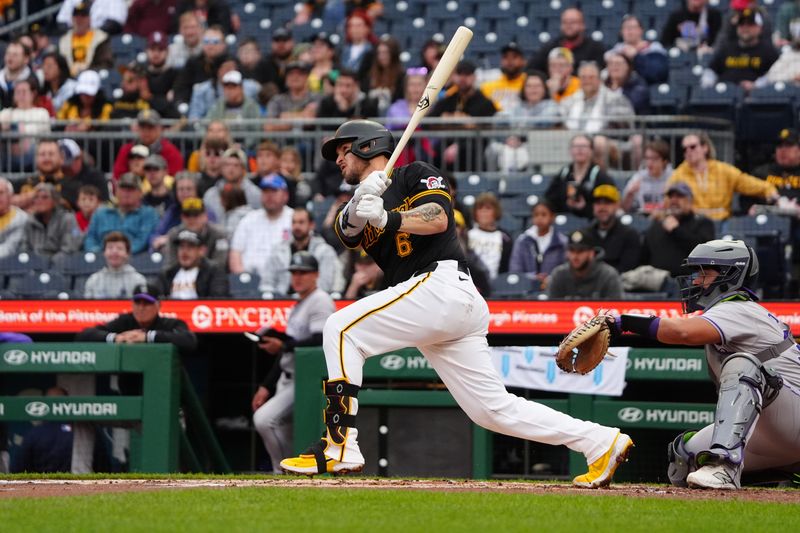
[336,161,466,286]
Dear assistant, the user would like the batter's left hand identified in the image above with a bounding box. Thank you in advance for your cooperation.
[355,194,388,229]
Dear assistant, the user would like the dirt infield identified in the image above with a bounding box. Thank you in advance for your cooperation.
[1,478,798,502]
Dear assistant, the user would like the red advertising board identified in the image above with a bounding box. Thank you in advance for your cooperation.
[1,300,799,335]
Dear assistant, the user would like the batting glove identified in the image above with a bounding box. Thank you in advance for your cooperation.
[355,194,388,229]
[354,171,390,202]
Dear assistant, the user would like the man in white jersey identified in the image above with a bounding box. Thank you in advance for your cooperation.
[603,239,800,489]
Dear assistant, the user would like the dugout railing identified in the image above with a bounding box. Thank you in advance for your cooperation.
[0,343,230,473]
[293,346,713,479]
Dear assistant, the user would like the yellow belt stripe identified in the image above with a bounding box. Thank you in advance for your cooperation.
[338,272,432,381]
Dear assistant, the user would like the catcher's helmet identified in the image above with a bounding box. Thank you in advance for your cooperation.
[321,120,394,161]
[676,239,759,313]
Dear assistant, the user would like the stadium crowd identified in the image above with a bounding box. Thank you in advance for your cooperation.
[0,0,798,301]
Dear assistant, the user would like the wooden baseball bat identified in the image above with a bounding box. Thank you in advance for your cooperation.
[384,25,474,176]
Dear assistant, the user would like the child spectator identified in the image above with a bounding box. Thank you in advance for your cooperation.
[622,139,674,214]
[509,201,568,289]
[467,192,512,279]
[84,231,147,299]
[75,184,102,233]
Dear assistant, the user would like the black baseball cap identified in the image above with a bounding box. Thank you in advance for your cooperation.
[568,229,599,251]
[73,1,90,16]
[272,27,292,41]
[285,61,311,74]
[778,128,800,146]
[288,251,318,272]
[176,229,203,246]
[666,182,693,198]
[501,42,523,55]
[455,60,476,75]
[132,283,160,304]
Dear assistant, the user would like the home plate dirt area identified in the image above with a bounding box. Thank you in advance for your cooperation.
[0,478,798,503]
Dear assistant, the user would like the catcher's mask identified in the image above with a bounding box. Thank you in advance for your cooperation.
[321,119,395,162]
[677,239,758,313]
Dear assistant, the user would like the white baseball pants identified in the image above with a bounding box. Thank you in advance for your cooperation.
[320,260,619,465]
[254,372,294,474]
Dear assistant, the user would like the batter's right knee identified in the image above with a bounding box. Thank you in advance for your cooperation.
[667,430,697,487]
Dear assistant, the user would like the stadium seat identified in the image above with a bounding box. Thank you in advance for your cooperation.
[503,194,539,218]
[553,213,588,236]
[649,83,683,115]
[52,251,106,277]
[229,272,261,298]
[491,272,540,299]
[725,214,792,241]
[0,252,49,279]
[130,252,166,276]
[619,213,651,234]
[7,271,70,299]
[688,83,744,123]
[456,173,500,197]
[498,173,550,197]
[737,84,799,144]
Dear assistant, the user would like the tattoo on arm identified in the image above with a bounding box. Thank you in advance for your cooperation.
[402,203,444,222]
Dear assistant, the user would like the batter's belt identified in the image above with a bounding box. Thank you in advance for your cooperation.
[413,260,470,277]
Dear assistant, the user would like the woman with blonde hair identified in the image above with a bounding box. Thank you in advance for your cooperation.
[187,120,233,172]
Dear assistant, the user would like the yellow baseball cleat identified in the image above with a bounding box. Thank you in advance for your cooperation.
[280,441,363,476]
[573,432,634,488]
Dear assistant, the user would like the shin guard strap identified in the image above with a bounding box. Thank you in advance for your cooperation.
[302,439,328,474]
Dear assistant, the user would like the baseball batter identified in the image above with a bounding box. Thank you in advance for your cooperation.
[280,120,633,487]
[605,239,800,489]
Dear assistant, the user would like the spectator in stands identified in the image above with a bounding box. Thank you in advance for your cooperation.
[509,200,567,289]
[262,28,298,93]
[765,23,800,83]
[84,173,160,254]
[344,249,383,299]
[608,15,669,85]
[622,139,674,214]
[177,0,237,34]
[58,2,113,77]
[173,25,228,104]
[385,68,432,166]
[528,7,606,73]
[0,78,51,172]
[419,39,444,73]
[57,0,128,34]
[0,42,32,109]
[187,121,231,173]
[280,146,310,207]
[252,250,334,473]
[264,61,318,131]
[57,70,113,131]
[160,228,228,298]
[545,47,580,104]
[317,68,379,122]
[14,140,65,211]
[307,32,338,95]
[219,184,252,237]
[467,193,512,280]
[583,185,641,273]
[546,228,624,299]
[126,144,149,181]
[481,42,526,112]
[504,70,562,128]
[341,10,375,75]
[142,155,174,216]
[206,70,261,124]
[545,134,616,218]
[714,0,774,47]
[9,386,74,474]
[364,36,404,115]
[318,181,356,250]
[110,62,152,119]
[701,8,779,92]
[168,11,204,69]
[668,132,779,220]
[144,32,178,102]
[161,197,229,270]
[429,60,497,171]
[561,61,635,134]
[0,177,28,259]
[775,0,800,47]
[660,0,722,53]
[229,174,293,279]
[203,147,261,220]
[260,207,342,296]
[40,51,76,115]
[113,109,184,179]
[753,129,800,203]
[188,57,261,119]
[124,0,178,37]
[152,172,201,246]
[236,37,272,88]
[75,184,101,234]
[20,183,82,261]
[640,181,716,277]
[604,52,650,115]
[78,282,197,351]
[83,231,148,298]
[250,141,281,187]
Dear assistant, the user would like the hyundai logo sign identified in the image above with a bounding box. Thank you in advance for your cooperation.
[617,407,644,423]
[3,349,28,365]
[25,401,50,417]
[380,355,406,371]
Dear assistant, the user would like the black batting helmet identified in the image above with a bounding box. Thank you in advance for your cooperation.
[321,119,394,161]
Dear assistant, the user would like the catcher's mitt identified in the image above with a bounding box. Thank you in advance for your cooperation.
[556,314,612,374]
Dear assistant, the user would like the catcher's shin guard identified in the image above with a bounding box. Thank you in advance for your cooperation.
[698,353,783,467]
[667,430,697,487]
[324,378,360,446]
